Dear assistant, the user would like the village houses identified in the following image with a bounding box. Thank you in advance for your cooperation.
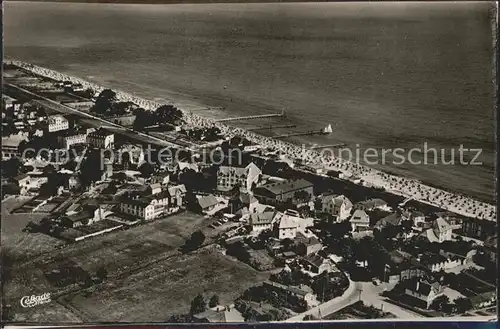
[403,278,444,309]
[249,211,277,233]
[349,209,370,232]
[217,162,261,193]
[87,129,115,149]
[278,210,300,240]
[254,178,313,206]
[46,114,69,133]
[119,184,186,220]
[321,194,353,222]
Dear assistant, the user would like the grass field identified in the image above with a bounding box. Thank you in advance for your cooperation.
[58,248,269,322]
[3,210,268,322]
[1,196,63,261]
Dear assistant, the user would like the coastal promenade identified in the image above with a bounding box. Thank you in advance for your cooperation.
[6,60,495,222]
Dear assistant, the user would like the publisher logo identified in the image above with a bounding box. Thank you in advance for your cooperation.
[20,293,51,308]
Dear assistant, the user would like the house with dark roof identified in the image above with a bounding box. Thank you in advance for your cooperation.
[196,194,220,214]
[417,250,475,272]
[87,129,114,149]
[300,254,335,274]
[60,204,106,228]
[263,280,317,307]
[294,232,322,256]
[229,192,259,215]
[355,198,391,212]
[374,212,403,230]
[119,185,181,220]
[403,278,444,308]
[254,179,313,206]
[469,291,496,310]
[382,250,428,283]
[249,211,277,233]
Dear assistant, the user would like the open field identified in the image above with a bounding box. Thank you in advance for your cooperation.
[1,196,63,261]
[58,248,269,322]
[3,210,264,322]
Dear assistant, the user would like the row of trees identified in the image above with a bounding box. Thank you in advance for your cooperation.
[133,105,183,131]
[89,89,184,128]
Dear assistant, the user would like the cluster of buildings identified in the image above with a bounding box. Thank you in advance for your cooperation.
[2,69,496,320]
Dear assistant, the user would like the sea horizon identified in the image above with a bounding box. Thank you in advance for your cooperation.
[3,1,496,202]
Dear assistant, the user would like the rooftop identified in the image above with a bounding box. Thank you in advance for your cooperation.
[250,211,276,226]
[259,178,313,196]
[321,194,353,208]
[356,198,387,209]
[279,213,299,229]
[350,209,369,223]
[198,195,219,209]
[375,212,403,228]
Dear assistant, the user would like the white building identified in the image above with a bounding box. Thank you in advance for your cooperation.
[120,184,186,220]
[249,211,277,233]
[16,172,49,195]
[217,162,261,193]
[2,94,21,113]
[321,194,353,222]
[279,211,299,240]
[57,133,87,149]
[424,217,458,243]
[87,129,114,149]
[350,209,370,232]
[47,115,69,133]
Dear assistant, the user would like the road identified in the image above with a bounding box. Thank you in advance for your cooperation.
[284,277,361,321]
[285,279,426,321]
[358,281,423,319]
[5,83,196,151]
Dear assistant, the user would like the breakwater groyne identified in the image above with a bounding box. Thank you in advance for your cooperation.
[6,60,495,221]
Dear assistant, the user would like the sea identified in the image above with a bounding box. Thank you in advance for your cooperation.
[3,1,496,202]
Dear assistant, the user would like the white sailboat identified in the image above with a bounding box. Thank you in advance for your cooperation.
[323,124,333,134]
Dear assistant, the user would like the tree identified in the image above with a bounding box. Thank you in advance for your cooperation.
[294,190,311,203]
[258,229,274,242]
[189,294,206,315]
[226,241,251,263]
[282,238,294,251]
[138,162,155,178]
[1,158,21,179]
[208,294,219,308]
[430,295,451,312]
[92,89,117,115]
[155,104,183,125]
[181,230,206,253]
[453,297,472,314]
[79,150,104,188]
[303,314,317,321]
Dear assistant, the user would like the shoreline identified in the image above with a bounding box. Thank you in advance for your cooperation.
[5,59,496,221]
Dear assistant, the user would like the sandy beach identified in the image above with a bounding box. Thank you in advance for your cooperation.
[8,60,496,222]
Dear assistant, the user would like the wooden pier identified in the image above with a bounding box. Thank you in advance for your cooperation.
[215,110,285,122]
[248,124,297,131]
[274,130,328,139]
[310,143,347,149]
